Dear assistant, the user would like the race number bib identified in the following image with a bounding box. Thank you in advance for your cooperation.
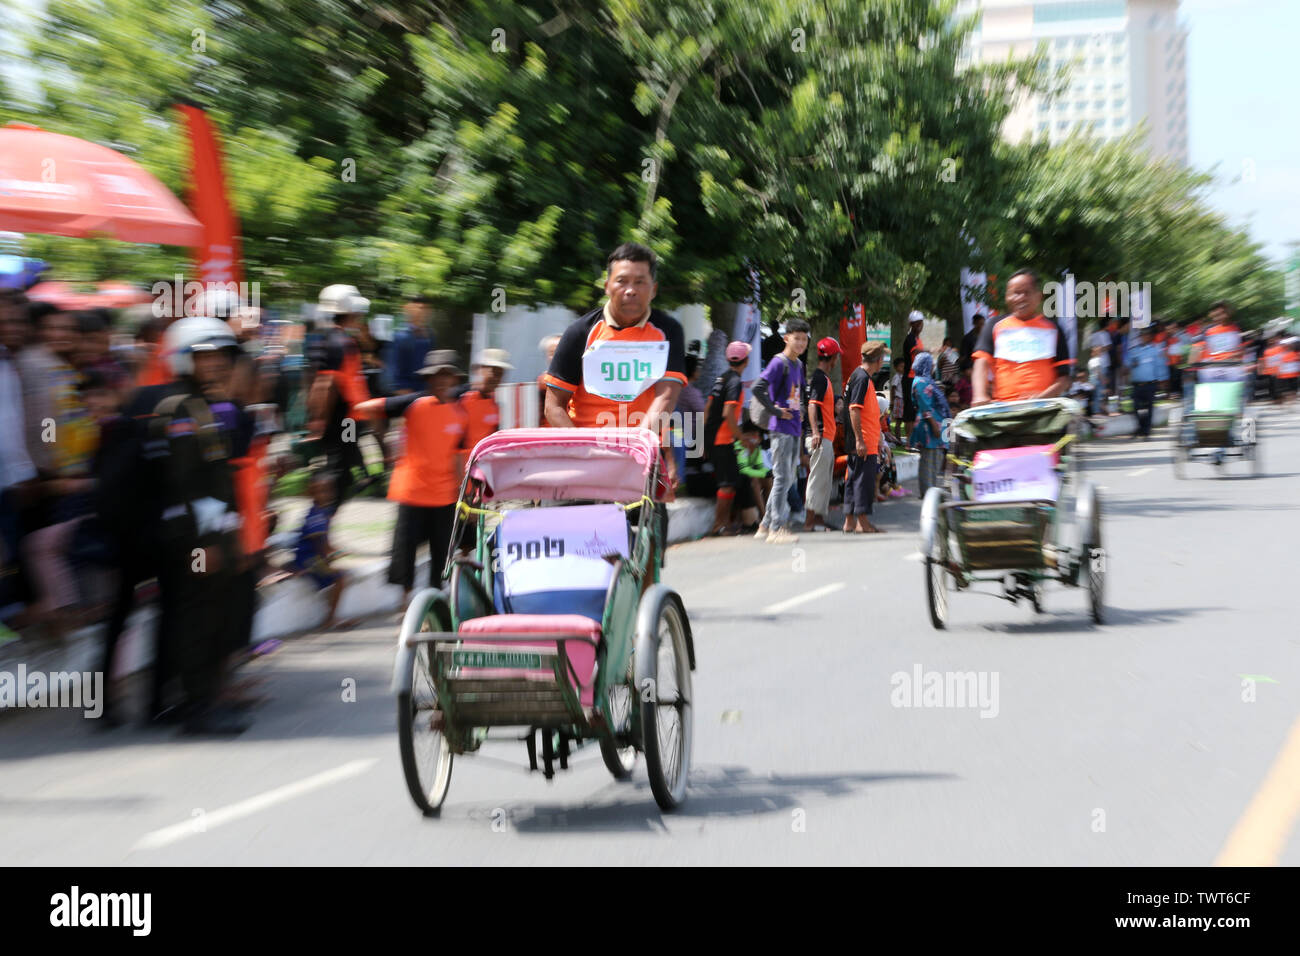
[1206,330,1240,356]
[582,339,669,402]
[1283,360,1300,375]
[993,326,1057,364]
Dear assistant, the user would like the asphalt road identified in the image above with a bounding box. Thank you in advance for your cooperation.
[4,404,1299,865]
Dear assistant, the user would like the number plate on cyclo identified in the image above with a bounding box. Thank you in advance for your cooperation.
[452,650,544,669]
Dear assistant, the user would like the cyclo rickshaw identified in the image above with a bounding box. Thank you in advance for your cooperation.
[393,427,695,815]
[919,398,1104,628]
[1173,361,1260,478]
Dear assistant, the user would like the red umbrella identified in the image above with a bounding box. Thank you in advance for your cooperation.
[94,280,152,308]
[0,123,202,245]
[25,281,96,310]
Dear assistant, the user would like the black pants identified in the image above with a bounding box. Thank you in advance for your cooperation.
[389,503,456,591]
[156,550,234,715]
[1132,381,1157,437]
[843,454,878,516]
[101,548,153,703]
[326,439,366,503]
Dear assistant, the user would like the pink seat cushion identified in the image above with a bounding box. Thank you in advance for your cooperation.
[457,614,601,706]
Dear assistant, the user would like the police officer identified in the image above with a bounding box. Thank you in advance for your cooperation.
[132,317,246,734]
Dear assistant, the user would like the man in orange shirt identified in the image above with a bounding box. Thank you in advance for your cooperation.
[844,340,887,534]
[457,348,512,452]
[971,269,1072,405]
[356,349,467,604]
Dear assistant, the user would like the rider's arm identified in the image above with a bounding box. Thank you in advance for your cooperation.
[970,319,997,405]
[544,385,575,427]
[971,356,992,405]
[644,379,683,433]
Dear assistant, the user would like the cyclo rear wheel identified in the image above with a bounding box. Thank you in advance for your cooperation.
[397,605,454,815]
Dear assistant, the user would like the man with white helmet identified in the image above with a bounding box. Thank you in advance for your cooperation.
[110,315,249,734]
[307,284,373,504]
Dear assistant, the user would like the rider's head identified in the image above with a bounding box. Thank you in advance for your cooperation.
[604,242,658,327]
[1208,300,1234,325]
[1006,269,1043,320]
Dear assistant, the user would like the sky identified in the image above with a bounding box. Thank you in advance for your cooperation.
[1181,0,1299,264]
[2,0,1297,265]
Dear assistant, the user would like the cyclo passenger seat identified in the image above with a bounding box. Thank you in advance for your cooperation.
[456,503,632,707]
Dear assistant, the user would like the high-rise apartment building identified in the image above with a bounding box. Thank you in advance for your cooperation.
[954,0,1189,164]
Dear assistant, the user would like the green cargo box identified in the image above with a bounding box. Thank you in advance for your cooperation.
[1192,382,1242,415]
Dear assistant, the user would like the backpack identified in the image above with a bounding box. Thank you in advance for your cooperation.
[749,355,793,431]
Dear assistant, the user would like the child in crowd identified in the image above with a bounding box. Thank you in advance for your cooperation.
[291,471,350,629]
[735,422,773,520]
[889,356,906,440]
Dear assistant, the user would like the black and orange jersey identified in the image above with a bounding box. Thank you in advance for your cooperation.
[1191,322,1242,364]
[846,366,880,456]
[543,304,687,427]
[706,368,743,446]
[809,368,836,443]
[973,313,1071,402]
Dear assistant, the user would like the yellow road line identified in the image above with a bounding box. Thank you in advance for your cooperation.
[1215,715,1300,866]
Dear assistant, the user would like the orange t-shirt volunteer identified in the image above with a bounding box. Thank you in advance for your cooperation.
[385,394,468,507]
[543,304,687,428]
[972,313,1071,402]
[458,388,500,451]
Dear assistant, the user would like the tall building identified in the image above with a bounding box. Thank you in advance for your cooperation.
[954,0,1189,164]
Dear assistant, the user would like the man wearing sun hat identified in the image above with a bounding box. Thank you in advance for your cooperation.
[803,337,840,531]
[356,349,468,604]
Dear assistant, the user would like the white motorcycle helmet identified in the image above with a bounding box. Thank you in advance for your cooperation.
[163,316,239,377]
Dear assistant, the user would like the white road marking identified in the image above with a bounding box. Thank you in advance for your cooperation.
[132,758,377,852]
[761,582,845,615]
[1127,467,1153,478]
[903,551,925,562]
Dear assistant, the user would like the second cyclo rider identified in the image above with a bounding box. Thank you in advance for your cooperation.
[971,269,1072,405]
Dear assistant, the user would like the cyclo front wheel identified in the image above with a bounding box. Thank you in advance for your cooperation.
[921,487,949,630]
[397,606,453,815]
[635,588,693,811]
